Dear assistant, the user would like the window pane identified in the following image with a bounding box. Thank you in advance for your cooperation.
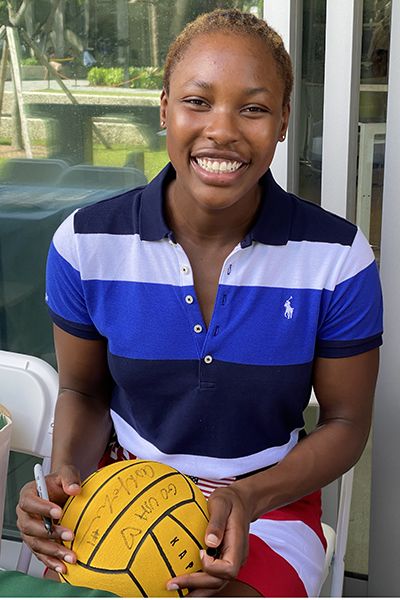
[298,0,326,205]
[358,0,391,263]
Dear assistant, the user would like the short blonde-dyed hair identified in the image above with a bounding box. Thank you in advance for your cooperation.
[163,8,293,107]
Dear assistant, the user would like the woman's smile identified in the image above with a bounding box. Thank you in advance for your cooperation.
[194,157,244,174]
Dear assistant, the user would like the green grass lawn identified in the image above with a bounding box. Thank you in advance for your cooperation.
[93,144,169,181]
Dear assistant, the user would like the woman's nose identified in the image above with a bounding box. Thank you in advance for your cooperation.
[203,109,240,145]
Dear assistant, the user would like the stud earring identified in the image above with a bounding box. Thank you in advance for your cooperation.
[280,134,286,142]
[160,120,166,128]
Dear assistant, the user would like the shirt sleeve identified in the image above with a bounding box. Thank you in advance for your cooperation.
[316,228,383,358]
[45,211,103,340]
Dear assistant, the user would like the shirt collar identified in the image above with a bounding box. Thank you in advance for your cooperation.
[138,162,293,246]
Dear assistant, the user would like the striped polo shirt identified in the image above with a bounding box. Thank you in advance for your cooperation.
[46,163,383,480]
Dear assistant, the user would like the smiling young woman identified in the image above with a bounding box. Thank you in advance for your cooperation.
[16,8,382,599]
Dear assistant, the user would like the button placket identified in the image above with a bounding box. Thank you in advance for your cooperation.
[172,246,207,352]
[198,351,216,388]
[181,264,190,275]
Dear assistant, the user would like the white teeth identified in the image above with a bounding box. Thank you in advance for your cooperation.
[196,157,243,173]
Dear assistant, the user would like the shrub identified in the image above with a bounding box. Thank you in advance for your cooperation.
[104,67,125,86]
[128,66,142,87]
[129,66,164,89]
[21,57,40,66]
[87,66,107,86]
[88,66,163,89]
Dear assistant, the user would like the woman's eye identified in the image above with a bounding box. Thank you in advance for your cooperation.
[183,98,208,107]
[243,106,268,114]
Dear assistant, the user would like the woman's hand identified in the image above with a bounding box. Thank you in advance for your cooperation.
[16,464,82,574]
[166,484,252,597]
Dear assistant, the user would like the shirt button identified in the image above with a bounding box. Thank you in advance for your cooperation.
[194,324,203,333]
[204,355,213,364]
[185,295,194,304]
[181,265,190,275]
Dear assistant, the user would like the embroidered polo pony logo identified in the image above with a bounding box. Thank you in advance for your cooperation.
[284,296,294,319]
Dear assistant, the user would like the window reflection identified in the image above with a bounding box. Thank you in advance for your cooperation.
[298,0,391,265]
[359,0,391,261]
[298,0,326,205]
[0,0,263,360]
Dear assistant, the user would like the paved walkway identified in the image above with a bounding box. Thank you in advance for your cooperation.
[4,78,161,97]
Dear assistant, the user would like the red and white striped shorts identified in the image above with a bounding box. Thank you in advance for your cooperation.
[99,443,327,597]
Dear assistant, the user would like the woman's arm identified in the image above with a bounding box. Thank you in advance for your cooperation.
[51,325,113,478]
[237,348,379,519]
[167,348,379,595]
[16,325,113,574]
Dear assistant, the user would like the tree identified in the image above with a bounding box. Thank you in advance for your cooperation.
[0,1,9,26]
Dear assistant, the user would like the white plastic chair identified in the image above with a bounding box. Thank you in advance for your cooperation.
[0,350,58,573]
[308,391,355,597]
[0,405,12,556]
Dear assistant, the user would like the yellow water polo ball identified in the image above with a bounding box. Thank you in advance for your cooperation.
[59,459,209,597]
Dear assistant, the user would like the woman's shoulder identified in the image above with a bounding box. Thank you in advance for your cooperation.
[287,191,358,247]
[72,185,146,236]
[262,170,358,248]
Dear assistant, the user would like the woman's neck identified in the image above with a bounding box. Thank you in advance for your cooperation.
[165,179,261,249]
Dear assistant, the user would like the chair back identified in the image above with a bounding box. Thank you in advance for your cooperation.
[0,159,69,185]
[57,165,147,190]
[0,406,12,555]
[0,351,58,458]
[0,351,58,573]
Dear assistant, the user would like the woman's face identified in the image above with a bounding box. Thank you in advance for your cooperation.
[160,31,290,212]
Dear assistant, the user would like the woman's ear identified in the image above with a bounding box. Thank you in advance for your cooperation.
[279,102,291,140]
[160,88,168,127]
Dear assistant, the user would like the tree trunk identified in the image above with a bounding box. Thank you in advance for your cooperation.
[0,40,8,131]
[116,0,129,66]
[51,0,65,58]
[148,1,159,67]
[11,98,23,150]
[23,0,34,41]
[7,26,32,156]
[169,0,190,40]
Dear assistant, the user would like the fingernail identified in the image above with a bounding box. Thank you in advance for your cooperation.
[61,531,73,541]
[55,566,63,574]
[68,484,80,492]
[50,508,62,519]
[166,583,179,591]
[64,554,74,564]
[206,533,219,546]
[200,549,205,560]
